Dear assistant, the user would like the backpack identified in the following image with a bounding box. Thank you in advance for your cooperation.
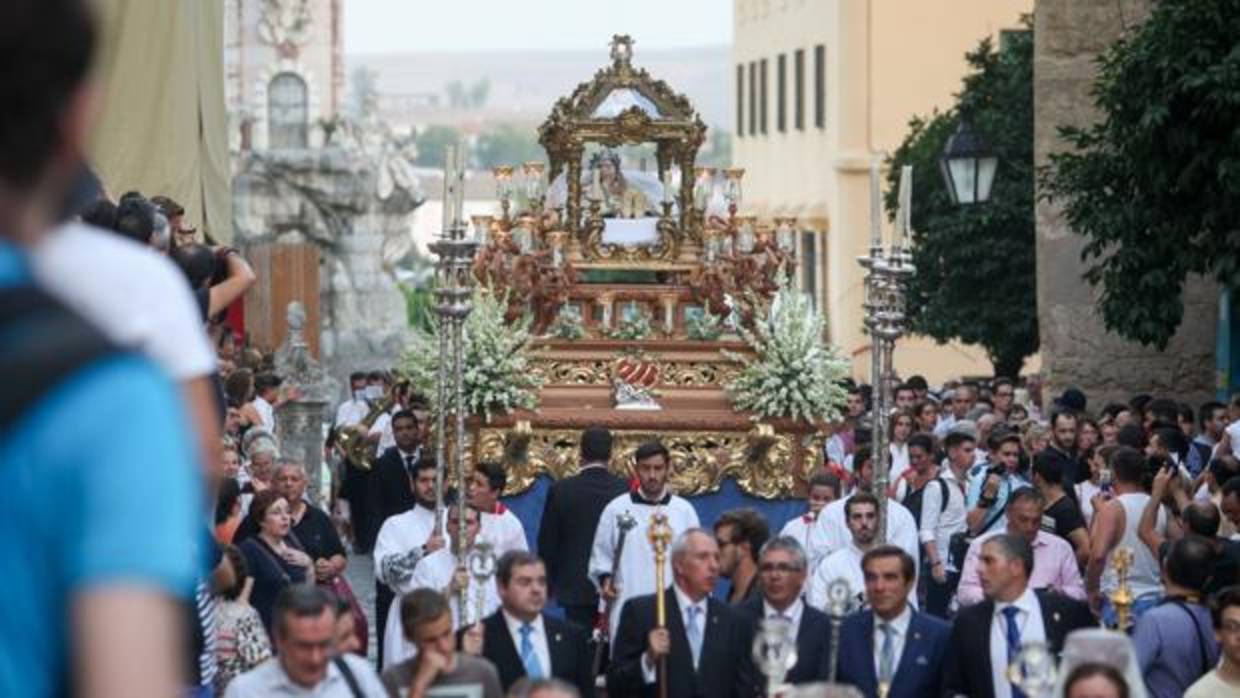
[0,285,115,434]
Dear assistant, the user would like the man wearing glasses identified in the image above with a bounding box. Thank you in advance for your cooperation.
[734,536,830,684]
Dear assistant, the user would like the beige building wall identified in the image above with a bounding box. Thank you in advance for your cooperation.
[734,0,1030,383]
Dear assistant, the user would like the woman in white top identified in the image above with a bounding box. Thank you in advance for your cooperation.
[887,409,915,499]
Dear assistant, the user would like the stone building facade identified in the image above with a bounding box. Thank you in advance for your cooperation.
[1034,0,1217,405]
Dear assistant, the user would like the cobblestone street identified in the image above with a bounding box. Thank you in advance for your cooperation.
[343,549,379,661]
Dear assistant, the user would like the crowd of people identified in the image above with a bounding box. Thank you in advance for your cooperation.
[6,3,1240,698]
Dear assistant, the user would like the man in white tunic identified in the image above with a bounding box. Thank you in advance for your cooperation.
[589,441,700,644]
[811,446,921,578]
[470,461,529,557]
[383,504,500,668]
[809,491,915,611]
[778,472,841,571]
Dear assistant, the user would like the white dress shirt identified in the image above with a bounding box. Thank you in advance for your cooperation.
[334,397,368,428]
[811,494,921,579]
[763,598,805,641]
[642,584,709,682]
[223,654,386,698]
[252,395,275,433]
[504,610,551,679]
[871,604,912,682]
[989,587,1046,698]
[916,468,967,571]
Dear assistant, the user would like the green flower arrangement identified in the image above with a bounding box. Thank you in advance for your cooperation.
[402,288,542,422]
[724,278,850,423]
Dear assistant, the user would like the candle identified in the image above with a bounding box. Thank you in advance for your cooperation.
[592,167,602,200]
[661,170,672,204]
[869,157,882,248]
[896,165,912,250]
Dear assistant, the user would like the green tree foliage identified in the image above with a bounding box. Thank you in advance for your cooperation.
[414,125,462,167]
[886,26,1036,378]
[1041,0,1240,349]
[475,124,544,168]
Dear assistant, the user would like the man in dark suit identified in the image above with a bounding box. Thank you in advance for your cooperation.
[735,536,830,685]
[943,533,1096,698]
[836,546,950,698]
[608,529,759,698]
[369,409,423,529]
[461,551,595,697]
[537,426,628,630]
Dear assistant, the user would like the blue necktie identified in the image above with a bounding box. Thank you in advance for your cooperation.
[878,622,895,685]
[519,623,543,679]
[1002,606,1026,698]
[685,605,703,669]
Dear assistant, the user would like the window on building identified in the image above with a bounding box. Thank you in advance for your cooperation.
[760,58,768,135]
[736,64,745,137]
[795,49,805,131]
[814,44,826,129]
[777,54,786,133]
[748,61,757,136]
[801,230,818,309]
[268,72,308,149]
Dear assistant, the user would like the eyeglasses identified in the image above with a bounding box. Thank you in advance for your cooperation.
[760,562,803,574]
[1221,620,1240,634]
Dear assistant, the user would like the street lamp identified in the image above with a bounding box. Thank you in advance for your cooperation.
[940,118,998,205]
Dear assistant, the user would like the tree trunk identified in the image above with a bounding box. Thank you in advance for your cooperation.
[991,352,1027,379]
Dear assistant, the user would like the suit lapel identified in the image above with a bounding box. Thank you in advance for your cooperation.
[696,598,721,677]
[664,589,695,678]
[1036,591,1066,653]
[486,613,523,681]
[543,615,567,676]
[892,612,926,682]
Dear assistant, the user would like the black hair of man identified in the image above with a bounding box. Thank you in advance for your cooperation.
[1129,394,1153,415]
[1182,501,1221,538]
[254,372,282,394]
[391,409,418,429]
[411,456,437,477]
[1152,426,1188,462]
[475,460,507,493]
[496,550,543,587]
[860,545,916,584]
[112,194,156,245]
[0,0,96,187]
[367,370,386,382]
[993,377,1015,392]
[714,508,770,564]
[1211,585,1240,629]
[1146,398,1179,426]
[1116,424,1147,450]
[349,371,366,383]
[634,440,669,463]
[895,382,915,397]
[1049,410,1077,431]
[150,194,185,218]
[808,471,841,494]
[1032,452,1065,488]
[907,432,935,454]
[169,242,217,289]
[845,491,880,519]
[853,445,873,472]
[580,426,613,464]
[1112,446,1146,485]
[985,533,1035,578]
[1222,476,1240,500]
[906,375,929,391]
[1101,403,1129,421]
[273,584,336,638]
[943,431,976,451]
[1165,535,1215,593]
[1199,401,1226,428]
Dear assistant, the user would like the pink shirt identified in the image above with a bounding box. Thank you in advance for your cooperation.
[955,529,1085,607]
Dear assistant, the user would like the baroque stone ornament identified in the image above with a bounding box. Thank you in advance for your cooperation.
[258,0,313,55]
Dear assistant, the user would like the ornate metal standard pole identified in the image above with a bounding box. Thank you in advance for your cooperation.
[858,159,916,545]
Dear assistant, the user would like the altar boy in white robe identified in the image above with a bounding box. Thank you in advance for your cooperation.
[589,440,700,645]
[383,502,501,668]
[470,460,529,558]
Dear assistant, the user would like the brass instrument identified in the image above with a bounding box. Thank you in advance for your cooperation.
[1109,547,1135,632]
[334,377,409,470]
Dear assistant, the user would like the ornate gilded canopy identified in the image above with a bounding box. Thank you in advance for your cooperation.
[537,35,708,264]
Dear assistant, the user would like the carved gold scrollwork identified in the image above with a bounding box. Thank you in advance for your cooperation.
[532,357,739,387]
[476,425,823,499]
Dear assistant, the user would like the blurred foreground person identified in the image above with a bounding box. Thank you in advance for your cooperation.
[0,3,203,697]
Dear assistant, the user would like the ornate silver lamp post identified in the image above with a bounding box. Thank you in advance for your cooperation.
[428,143,479,580]
[857,160,916,544]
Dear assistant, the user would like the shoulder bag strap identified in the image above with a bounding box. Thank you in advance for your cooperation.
[332,656,364,698]
[1170,600,1212,674]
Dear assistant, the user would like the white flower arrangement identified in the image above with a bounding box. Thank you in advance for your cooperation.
[724,278,850,423]
[685,310,724,341]
[402,288,542,423]
[606,305,654,341]
[546,304,586,340]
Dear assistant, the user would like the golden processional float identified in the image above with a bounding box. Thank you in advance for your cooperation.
[411,35,848,506]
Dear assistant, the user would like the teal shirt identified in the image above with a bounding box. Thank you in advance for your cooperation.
[0,241,203,697]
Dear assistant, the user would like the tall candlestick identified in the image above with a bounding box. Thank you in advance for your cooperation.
[591,167,602,200]
[895,165,912,250]
[442,145,456,233]
[869,157,883,248]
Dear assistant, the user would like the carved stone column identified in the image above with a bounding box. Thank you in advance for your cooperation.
[276,400,327,504]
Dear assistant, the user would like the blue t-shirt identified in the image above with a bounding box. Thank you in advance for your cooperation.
[0,241,203,697]
[965,463,1031,535]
